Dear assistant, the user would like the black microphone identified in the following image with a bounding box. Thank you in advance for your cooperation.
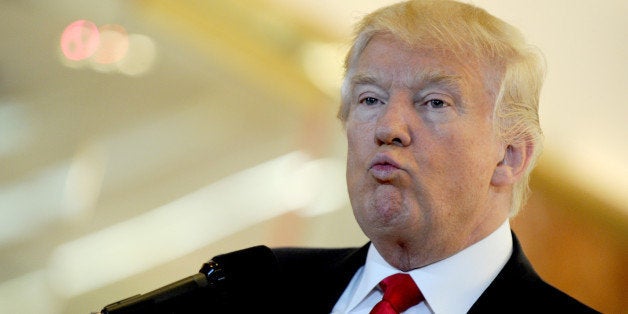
[100,245,278,314]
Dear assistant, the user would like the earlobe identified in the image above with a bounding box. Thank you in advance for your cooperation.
[491,142,534,187]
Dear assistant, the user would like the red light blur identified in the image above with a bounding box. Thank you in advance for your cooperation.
[60,20,100,61]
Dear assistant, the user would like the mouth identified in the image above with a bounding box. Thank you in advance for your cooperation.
[370,162,399,171]
[369,155,402,180]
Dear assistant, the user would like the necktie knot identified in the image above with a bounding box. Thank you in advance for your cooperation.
[370,273,423,314]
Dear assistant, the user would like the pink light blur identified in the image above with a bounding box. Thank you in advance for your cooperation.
[60,20,100,61]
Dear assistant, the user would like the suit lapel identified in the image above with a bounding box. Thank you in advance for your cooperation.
[467,232,538,313]
[273,243,369,313]
[322,243,370,309]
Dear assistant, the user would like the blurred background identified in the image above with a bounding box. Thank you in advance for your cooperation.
[0,0,626,313]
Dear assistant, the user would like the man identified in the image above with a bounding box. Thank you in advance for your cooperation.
[103,1,597,313]
[203,1,597,313]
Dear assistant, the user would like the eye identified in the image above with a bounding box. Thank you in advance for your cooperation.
[425,99,449,109]
[359,96,382,106]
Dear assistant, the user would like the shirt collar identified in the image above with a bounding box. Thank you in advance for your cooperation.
[346,219,513,313]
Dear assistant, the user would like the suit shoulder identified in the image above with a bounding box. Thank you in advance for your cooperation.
[523,279,599,313]
[470,266,598,313]
[272,247,361,264]
[470,233,599,313]
[211,245,367,281]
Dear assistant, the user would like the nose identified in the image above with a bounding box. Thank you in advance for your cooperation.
[374,98,412,147]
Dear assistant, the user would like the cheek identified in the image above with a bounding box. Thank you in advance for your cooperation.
[422,126,493,175]
[345,122,375,193]
[346,121,372,157]
[345,124,363,178]
[442,131,500,185]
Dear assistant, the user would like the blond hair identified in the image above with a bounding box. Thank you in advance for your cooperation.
[339,0,545,215]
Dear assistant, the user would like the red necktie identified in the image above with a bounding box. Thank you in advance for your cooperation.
[370,273,424,314]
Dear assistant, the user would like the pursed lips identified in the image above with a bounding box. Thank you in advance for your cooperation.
[368,154,403,181]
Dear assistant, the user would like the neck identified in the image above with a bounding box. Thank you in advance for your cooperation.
[373,213,509,271]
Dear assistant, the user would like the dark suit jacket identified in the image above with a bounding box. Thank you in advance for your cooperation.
[179,232,597,313]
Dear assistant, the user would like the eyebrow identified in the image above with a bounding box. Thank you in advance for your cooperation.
[349,70,464,94]
[417,71,464,94]
[350,72,380,87]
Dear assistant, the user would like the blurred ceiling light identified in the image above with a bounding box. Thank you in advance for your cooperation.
[301,42,344,99]
[92,24,129,65]
[0,142,106,245]
[63,142,108,222]
[59,21,156,76]
[117,34,157,76]
[295,158,348,217]
[47,151,348,298]
[60,20,100,61]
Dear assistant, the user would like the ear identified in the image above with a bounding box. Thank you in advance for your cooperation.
[491,141,534,187]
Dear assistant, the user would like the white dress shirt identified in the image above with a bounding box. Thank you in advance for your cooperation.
[331,220,513,314]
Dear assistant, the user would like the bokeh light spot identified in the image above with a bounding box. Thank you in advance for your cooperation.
[118,34,157,76]
[60,20,100,61]
[92,24,129,64]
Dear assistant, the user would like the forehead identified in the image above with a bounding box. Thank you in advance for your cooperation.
[350,34,494,93]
